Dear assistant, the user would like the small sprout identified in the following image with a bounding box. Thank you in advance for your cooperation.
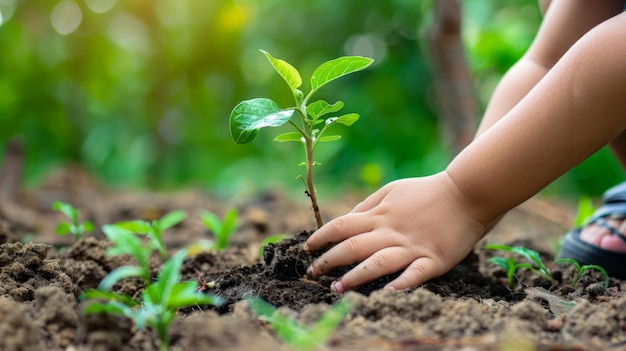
[230,50,373,229]
[99,224,154,289]
[82,250,223,351]
[52,201,94,241]
[555,257,609,288]
[488,256,534,287]
[200,208,238,250]
[258,234,290,257]
[112,210,187,259]
[484,244,553,282]
[247,297,350,350]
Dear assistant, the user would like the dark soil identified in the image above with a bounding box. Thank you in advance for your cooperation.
[1,166,625,351]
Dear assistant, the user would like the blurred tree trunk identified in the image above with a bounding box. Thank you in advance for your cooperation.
[428,0,479,156]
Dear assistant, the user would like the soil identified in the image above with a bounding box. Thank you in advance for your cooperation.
[1,166,625,351]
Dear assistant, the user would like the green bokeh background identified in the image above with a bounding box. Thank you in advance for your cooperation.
[0,0,622,199]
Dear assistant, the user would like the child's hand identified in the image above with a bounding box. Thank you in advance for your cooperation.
[305,172,488,293]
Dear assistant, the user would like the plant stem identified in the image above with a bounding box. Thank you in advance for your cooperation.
[305,136,323,229]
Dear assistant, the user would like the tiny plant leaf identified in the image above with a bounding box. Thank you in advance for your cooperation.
[230,98,295,144]
[307,100,344,120]
[200,208,238,250]
[248,297,350,349]
[261,50,302,91]
[52,201,94,241]
[310,56,374,93]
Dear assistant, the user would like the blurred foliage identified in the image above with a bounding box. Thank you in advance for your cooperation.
[0,0,622,198]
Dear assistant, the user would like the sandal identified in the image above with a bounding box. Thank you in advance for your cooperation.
[557,181,626,279]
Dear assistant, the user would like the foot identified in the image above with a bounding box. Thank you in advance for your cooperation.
[579,215,626,253]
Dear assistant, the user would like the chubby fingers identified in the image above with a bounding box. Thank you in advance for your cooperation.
[304,212,374,252]
[307,229,404,278]
[329,247,427,294]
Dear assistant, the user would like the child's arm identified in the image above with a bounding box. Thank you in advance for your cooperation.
[477,0,624,135]
[305,2,626,293]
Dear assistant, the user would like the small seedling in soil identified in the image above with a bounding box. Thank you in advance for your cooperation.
[111,210,187,259]
[200,207,238,250]
[82,250,223,351]
[483,244,553,284]
[487,256,536,287]
[247,297,350,350]
[230,50,374,229]
[554,257,609,288]
[258,233,290,257]
[99,224,156,289]
[52,201,94,241]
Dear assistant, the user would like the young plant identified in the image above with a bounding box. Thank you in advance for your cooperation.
[99,224,154,289]
[52,201,94,241]
[555,257,609,288]
[247,297,350,350]
[82,250,223,351]
[487,256,536,287]
[258,233,290,257]
[111,210,187,259]
[230,50,374,229]
[483,244,553,282]
[200,207,238,250]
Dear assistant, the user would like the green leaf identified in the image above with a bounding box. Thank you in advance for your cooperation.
[310,56,374,92]
[55,222,72,235]
[153,250,186,303]
[261,50,302,91]
[81,221,95,233]
[166,281,223,309]
[114,220,153,234]
[318,135,341,142]
[307,100,344,119]
[218,207,238,249]
[230,98,294,144]
[488,256,510,270]
[99,265,146,290]
[83,301,134,317]
[309,301,350,343]
[325,113,360,127]
[274,132,304,143]
[52,201,78,223]
[201,211,222,234]
[81,289,140,307]
[158,210,187,231]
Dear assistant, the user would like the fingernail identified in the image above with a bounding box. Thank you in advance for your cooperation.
[302,243,309,252]
[383,285,396,292]
[330,281,345,294]
[306,266,314,277]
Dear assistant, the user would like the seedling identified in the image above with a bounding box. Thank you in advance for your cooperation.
[230,50,374,229]
[258,234,290,257]
[200,208,238,250]
[247,297,350,350]
[82,250,223,351]
[555,257,609,288]
[483,244,553,282]
[52,201,94,241]
[99,224,154,289]
[487,256,536,287]
[111,210,187,259]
